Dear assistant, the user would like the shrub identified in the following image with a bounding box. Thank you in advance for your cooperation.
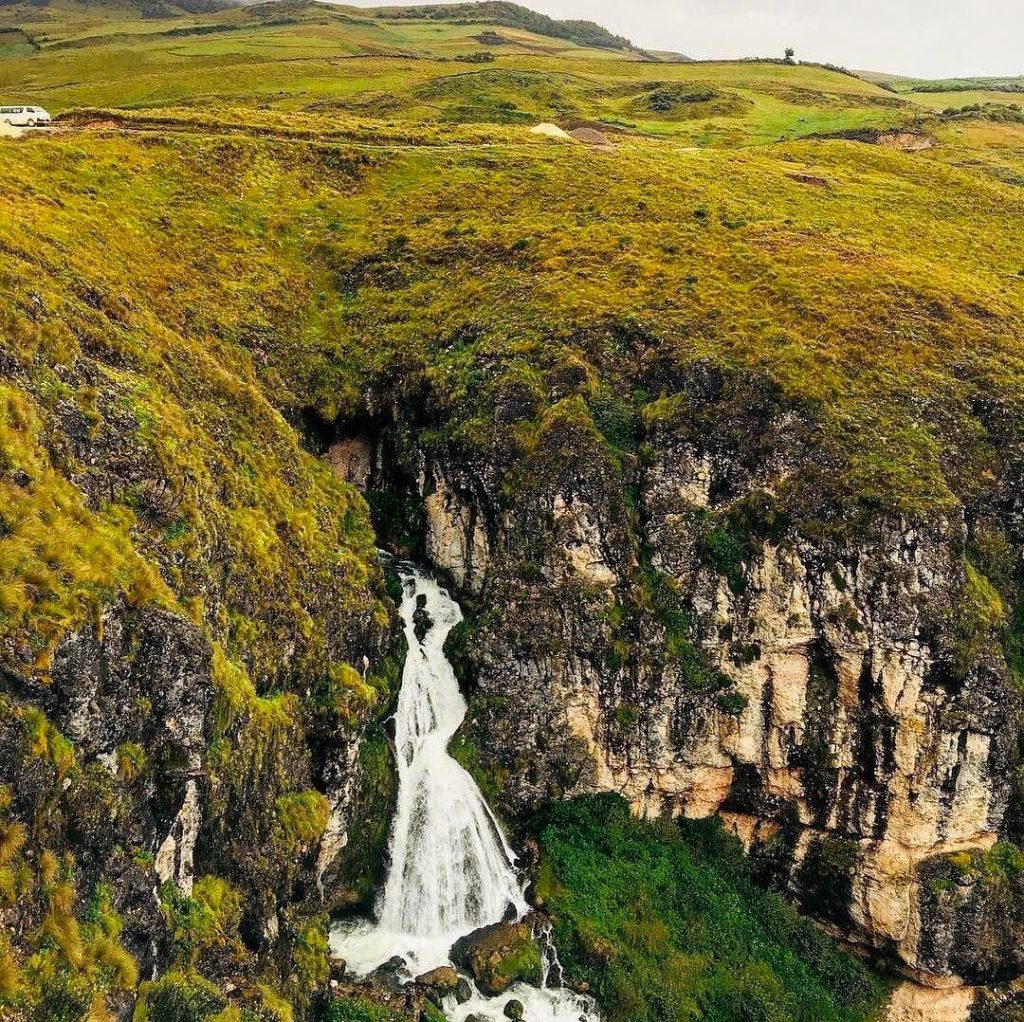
[951,563,1006,674]
[275,791,331,847]
[323,997,404,1022]
[535,795,885,1022]
[134,970,227,1022]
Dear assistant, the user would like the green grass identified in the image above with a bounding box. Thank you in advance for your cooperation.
[884,75,1024,95]
[0,0,915,146]
[324,997,404,1022]
[535,795,890,1022]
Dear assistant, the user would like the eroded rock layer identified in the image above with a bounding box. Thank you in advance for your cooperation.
[331,361,1024,988]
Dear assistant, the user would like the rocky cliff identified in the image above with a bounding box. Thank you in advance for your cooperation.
[328,356,1024,995]
[0,253,400,1018]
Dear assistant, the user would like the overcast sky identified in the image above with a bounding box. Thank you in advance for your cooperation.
[349,0,1024,78]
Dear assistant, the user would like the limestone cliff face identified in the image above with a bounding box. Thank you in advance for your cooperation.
[336,370,1024,990]
[639,431,1019,986]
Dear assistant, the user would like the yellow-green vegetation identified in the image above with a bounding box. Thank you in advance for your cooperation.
[2,2,1024,1020]
[153,874,334,1017]
[7,101,1009,538]
[0,382,171,668]
[0,771,139,1021]
[0,0,918,146]
[0,16,401,1015]
[8,103,994,530]
[866,72,1024,109]
[323,998,405,1022]
[0,119,391,681]
[952,563,1008,673]
[275,790,331,847]
[160,876,243,964]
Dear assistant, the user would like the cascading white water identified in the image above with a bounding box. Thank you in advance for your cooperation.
[332,565,599,1022]
[337,565,527,974]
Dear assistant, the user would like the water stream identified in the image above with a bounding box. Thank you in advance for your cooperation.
[331,565,598,1022]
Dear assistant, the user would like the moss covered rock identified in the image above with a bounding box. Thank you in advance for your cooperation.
[451,921,543,996]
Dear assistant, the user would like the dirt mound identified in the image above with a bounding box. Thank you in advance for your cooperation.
[787,172,831,188]
[569,126,614,150]
[811,127,936,151]
[876,130,935,151]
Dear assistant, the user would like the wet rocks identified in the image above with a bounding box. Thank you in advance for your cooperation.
[913,847,1024,984]
[371,956,408,996]
[416,965,459,992]
[413,594,434,642]
[416,964,462,1006]
[451,921,544,995]
[504,999,525,1020]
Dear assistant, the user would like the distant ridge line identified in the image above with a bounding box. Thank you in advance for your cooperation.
[364,1,639,54]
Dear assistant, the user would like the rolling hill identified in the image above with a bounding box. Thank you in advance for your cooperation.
[0,0,649,59]
[362,1,641,53]
[0,0,918,146]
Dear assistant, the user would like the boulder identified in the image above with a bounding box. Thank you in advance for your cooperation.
[370,956,407,995]
[504,999,524,1020]
[451,922,543,996]
[415,965,459,993]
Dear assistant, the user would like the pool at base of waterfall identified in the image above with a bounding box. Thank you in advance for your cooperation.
[329,564,598,1022]
[450,984,595,1022]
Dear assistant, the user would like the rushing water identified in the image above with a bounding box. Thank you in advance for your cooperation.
[332,565,598,1022]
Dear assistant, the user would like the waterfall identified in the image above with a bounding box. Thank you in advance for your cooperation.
[332,564,598,1022]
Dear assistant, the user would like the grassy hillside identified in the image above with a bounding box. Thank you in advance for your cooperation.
[859,71,1024,114]
[2,4,1024,1020]
[0,0,644,62]
[7,100,1012,526]
[877,74,1024,97]
[0,0,914,146]
[364,1,640,53]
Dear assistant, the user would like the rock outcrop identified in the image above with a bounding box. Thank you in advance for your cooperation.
[334,362,1024,991]
[0,287,400,1017]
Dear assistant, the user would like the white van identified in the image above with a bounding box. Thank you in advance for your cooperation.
[0,106,51,127]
